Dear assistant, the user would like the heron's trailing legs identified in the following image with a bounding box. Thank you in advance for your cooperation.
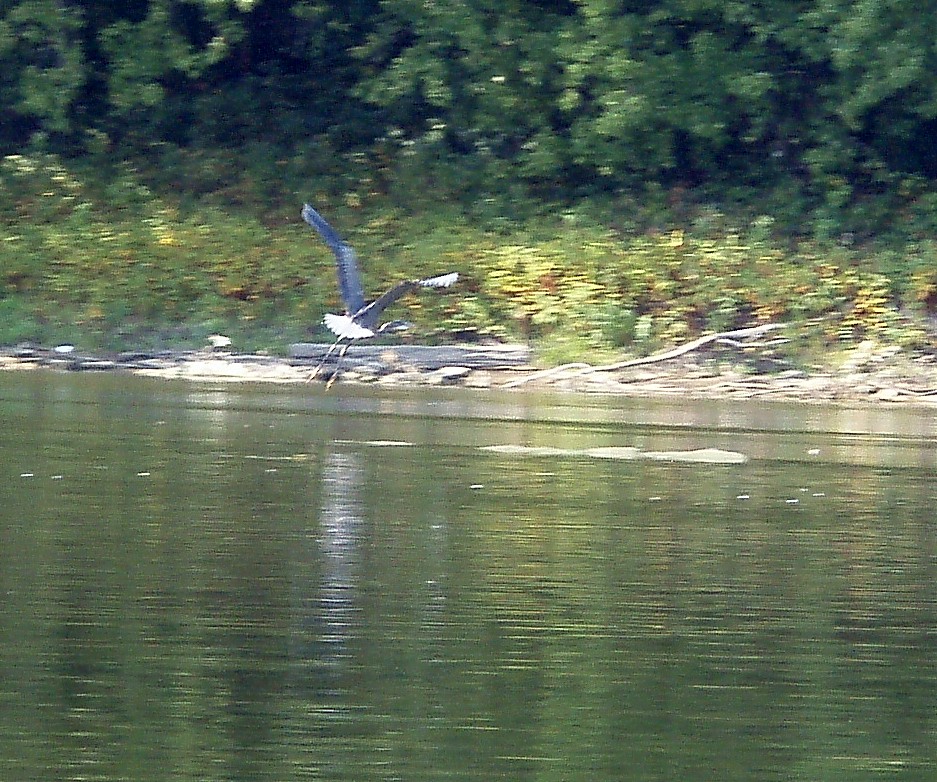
[325,343,351,389]
[306,338,352,388]
[307,337,345,383]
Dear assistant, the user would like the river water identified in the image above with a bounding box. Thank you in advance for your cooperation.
[1,372,935,781]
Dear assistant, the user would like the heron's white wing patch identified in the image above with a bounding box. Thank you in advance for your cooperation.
[324,313,374,339]
[419,272,458,288]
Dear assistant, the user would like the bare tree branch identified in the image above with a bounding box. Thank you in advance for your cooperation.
[502,323,786,389]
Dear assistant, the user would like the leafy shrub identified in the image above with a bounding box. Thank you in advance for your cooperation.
[1,152,934,360]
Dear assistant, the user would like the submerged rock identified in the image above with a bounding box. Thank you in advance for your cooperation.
[479,444,748,463]
[640,448,748,464]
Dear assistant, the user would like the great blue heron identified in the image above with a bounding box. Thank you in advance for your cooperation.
[302,203,459,383]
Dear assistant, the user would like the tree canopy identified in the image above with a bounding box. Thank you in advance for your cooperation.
[3,0,937,234]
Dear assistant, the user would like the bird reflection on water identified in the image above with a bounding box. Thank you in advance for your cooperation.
[314,449,364,671]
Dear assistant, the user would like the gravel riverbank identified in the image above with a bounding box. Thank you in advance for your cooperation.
[2,342,936,407]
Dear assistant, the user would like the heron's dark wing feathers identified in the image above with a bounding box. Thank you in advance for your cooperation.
[300,203,346,253]
[301,204,366,314]
[355,272,459,327]
[354,281,419,325]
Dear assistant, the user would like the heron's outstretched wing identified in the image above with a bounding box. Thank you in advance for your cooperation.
[354,272,459,328]
[302,204,366,314]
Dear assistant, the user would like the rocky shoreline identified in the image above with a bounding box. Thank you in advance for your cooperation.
[2,341,936,406]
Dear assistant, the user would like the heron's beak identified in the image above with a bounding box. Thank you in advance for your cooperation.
[378,320,412,334]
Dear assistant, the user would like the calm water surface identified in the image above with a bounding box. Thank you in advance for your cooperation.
[1,372,936,781]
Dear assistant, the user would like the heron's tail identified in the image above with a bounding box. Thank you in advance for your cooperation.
[324,313,375,339]
[418,272,458,288]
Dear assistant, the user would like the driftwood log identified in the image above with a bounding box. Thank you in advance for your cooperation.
[289,342,532,372]
[2,343,533,378]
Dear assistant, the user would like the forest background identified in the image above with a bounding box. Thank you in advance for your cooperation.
[2,0,937,365]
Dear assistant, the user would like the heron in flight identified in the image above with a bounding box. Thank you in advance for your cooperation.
[302,203,459,383]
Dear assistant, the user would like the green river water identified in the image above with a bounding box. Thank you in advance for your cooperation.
[1,372,935,781]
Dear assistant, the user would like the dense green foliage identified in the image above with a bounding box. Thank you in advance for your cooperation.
[1,0,936,360]
[3,152,935,361]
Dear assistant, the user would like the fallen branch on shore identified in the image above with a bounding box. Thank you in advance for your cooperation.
[502,323,786,389]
